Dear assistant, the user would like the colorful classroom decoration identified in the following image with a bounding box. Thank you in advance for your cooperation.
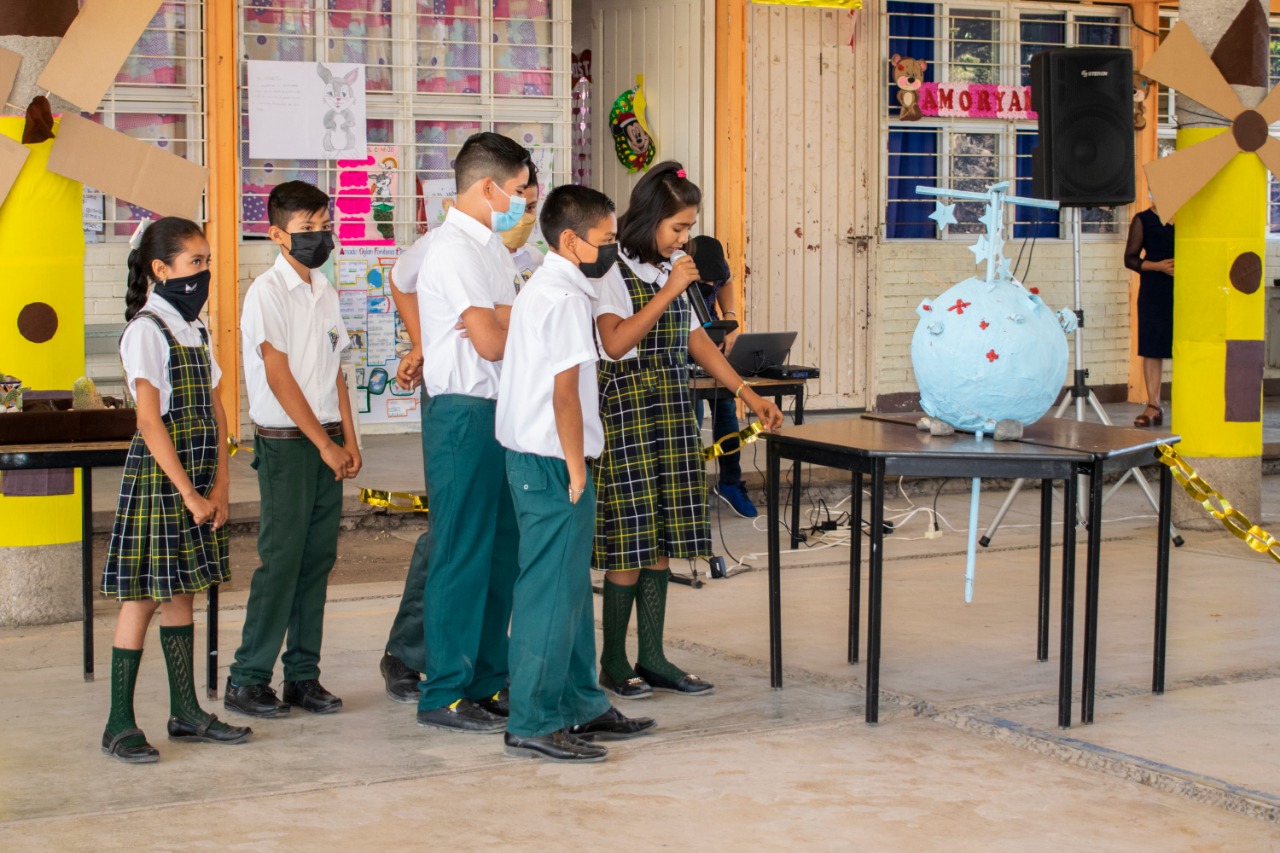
[910,182,1072,603]
[246,60,368,160]
[1139,18,1273,461]
[335,246,418,426]
[609,74,655,173]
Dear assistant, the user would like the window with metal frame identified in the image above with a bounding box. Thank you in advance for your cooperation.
[883,1,1126,242]
[237,0,570,242]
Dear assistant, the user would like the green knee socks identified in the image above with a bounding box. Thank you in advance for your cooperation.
[636,568,687,683]
[107,646,147,749]
[599,579,639,682]
[160,624,230,732]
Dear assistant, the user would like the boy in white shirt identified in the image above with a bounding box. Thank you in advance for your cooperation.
[226,180,361,719]
[496,184,655,763]
[413,132,527,732]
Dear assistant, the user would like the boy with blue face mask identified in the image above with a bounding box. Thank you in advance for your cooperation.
[413,132,528,733]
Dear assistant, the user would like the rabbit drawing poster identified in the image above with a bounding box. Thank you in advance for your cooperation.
[247,60,367,160]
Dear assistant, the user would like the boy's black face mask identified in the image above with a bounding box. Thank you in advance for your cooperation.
[287,230,335,269]
[579,241,619,279]
[154,270,211,322]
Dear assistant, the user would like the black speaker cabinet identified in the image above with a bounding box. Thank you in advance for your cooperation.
[1030,48,1135,207]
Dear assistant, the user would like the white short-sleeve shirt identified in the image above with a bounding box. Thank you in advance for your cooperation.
[418,206,518,400]
[591,250,701,362]
[119,292,223,416]
[510,243,545,291]
[391,230,433,294]
[496,252,603,459]
[241,252,350,428]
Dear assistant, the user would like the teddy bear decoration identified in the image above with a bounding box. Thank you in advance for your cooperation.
[891,54,927,121]
[1132,72,1151,131]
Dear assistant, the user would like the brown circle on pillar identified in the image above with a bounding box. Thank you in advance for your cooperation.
[17,302,59,343]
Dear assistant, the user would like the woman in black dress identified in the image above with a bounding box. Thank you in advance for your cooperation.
[1124,203,1174,427]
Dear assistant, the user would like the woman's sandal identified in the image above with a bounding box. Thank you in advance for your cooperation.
[1134,404,1164,428]
[101,726,159,764]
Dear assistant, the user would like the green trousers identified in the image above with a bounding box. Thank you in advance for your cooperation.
[418,395,518,711]
[385,400,430,674]
[229,435,342,686]
[505,451,611,738]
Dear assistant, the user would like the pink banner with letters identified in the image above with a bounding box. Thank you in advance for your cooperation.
[918,83,1037,120]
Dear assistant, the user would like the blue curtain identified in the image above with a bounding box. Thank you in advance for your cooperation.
[1015,131,1060,239]
[888,129,939,239]
[888,1,936,119]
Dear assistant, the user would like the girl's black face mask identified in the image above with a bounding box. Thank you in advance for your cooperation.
[287,230,335,269]
[154,270,210,322]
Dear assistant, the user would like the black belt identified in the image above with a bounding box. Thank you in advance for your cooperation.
[254,422,343,440]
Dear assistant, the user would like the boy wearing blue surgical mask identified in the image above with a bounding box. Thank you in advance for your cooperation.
[225,180,361,719]
[412,132,528,734]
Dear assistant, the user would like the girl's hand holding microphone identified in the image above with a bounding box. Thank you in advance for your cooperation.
[662,250,700,294]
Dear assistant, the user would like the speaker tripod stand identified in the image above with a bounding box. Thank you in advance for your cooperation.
[979,208,1186,550]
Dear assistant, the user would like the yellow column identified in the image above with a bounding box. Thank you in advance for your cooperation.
[1170,130,1266,458]
[205,0,241,431]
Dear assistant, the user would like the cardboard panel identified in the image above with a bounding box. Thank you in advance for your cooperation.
[0,48,20,108]
[35,0,164,112]
[0,133,30,209]
[0,1,80,37]
[46,113,206,219]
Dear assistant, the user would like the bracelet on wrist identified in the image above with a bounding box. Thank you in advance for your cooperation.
[734,381,747,398]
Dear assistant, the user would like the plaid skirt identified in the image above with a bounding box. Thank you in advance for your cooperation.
[592,356,711,572]
[101,419,230,601]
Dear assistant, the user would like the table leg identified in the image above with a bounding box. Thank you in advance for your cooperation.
[767,440,783,688]
[1081,464,1105,725]
[1058,473,1077,729]
[81,466,94,682]
[1153,462,1172,695]
[849,471,863,665]
[866,458,886,725]
[207,583,219,699]
[790,388,804,550]
[1037,479,1052,662]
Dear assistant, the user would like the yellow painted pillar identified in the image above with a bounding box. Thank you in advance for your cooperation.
[205,0,241,432]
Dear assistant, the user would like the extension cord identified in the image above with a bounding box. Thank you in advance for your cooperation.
[925,528,943,540]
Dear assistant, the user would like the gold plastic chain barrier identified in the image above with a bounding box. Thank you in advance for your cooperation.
[230,436,428,513]
[359,489,429,513]
[1155,444,1280,564]
[703,421,766,461]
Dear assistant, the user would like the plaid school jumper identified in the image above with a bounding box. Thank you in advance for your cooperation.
[101,311,229,601]
[593,259,711,572]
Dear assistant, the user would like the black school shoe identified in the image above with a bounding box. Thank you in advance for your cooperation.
[477,687,509,718]
[380,652,421,704]
[598,669,653,700]
[101,727,159,764]
[283,679,343,714]
[224,678,291,718]
[635,664,715,696]
[417,698,506,733]
[567,706,656,741]
[503,730,607,763]
[167,713,253,744]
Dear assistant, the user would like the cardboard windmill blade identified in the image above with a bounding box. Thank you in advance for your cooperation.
[1140,20,1280,221]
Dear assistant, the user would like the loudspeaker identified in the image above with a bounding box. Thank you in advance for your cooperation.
[1030,48,1135,207]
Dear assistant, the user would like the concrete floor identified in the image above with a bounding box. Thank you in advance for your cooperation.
[8,407,1280,849]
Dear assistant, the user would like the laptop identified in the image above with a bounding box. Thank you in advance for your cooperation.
[726,331,798,377]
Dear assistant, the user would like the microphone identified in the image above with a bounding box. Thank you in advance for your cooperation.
[671,249,713,328]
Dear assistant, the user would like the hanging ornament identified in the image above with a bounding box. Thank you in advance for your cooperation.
[609,74,655,173]
[571,52,592,187]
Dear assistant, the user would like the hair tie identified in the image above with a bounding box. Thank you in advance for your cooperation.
[128,218,152,251]
[675,168,687,179]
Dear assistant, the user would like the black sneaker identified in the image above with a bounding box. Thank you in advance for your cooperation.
[476,687,509,718]
[223,677,290,718]
[416,698,506,733]
[282,679,343,714]
[379,652,421,704]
